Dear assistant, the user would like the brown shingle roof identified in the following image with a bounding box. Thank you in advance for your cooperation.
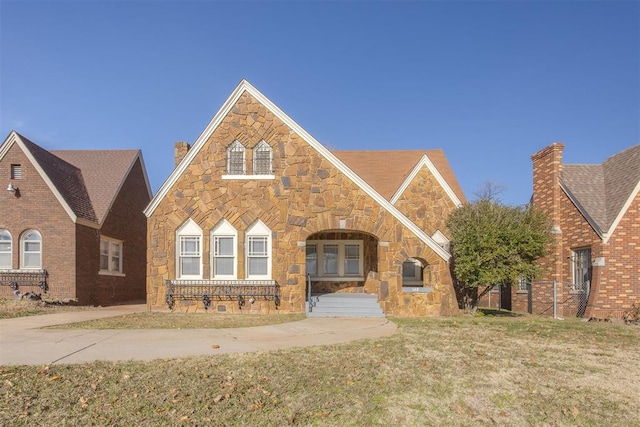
[561,144,640,233]
[15,132,141,225]
[52,150,140,224]
[331,149,466,202]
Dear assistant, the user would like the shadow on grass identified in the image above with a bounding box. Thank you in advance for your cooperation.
[478,308,526,317]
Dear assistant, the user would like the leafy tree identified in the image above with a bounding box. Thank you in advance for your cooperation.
[446,194,552,312]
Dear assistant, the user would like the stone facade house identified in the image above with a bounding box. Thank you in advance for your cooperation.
[0,131,152,305]
[482,143,639,319]
[145,80,466,316]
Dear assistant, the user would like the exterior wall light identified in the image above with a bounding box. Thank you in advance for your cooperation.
[7,183,20,197]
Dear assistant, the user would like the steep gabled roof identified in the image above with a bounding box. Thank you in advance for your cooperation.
[561,144,640,242]
[145,80,461,261]
[331,150,465,206]
[52,150,151,224]
[0,131,151,227]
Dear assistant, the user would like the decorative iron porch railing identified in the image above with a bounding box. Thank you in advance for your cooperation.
[165,279,280,310]
[0,269,48,296]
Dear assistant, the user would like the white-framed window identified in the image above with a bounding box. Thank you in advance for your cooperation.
[572,247,592,291]
[226,141,246,175]
[211,219,237,279]
[100,236,123,275]
[253,140,273,175]
[0,229,12,268]
[20,230,41,269]
[402,258,424,286]
[245,220,271,279]
[176,219,202,279]
[306,240,363,280]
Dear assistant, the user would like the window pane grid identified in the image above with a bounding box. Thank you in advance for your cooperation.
[213,236,235,277]
[100,238,123,273]
[308,241,362,278]
[0,231,11,268]
[21,231,42,269]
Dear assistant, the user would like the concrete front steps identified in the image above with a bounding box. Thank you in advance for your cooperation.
[307,293,385,318]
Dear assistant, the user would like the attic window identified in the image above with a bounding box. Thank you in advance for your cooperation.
[10,164,21,180]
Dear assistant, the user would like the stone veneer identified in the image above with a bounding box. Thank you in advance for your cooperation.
[147,92,460,316]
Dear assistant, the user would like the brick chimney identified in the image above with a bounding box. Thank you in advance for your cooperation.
[531,142,565,283]
[174,141,191,167]
[531,142,564,221]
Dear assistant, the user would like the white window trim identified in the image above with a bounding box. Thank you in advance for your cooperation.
[0,229,12,269]
[221,174,275,180]
[245,220,272,280]
[20,230,42,269]
[99,236,125,276]
[176,219,203,279]
[211,219,237,279]
[306,240,364,281]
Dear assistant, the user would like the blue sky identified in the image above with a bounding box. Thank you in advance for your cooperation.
[1,0,638,206]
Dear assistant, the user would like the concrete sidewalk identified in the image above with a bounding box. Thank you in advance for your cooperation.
[0,305,396,366]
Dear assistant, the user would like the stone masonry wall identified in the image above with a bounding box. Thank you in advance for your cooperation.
[148,92,459,316]
[393,165,458,237]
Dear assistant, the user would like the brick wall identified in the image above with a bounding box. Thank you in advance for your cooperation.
[0,143,77,300]
[76,158,150,305]
[148,92,459,316]
[530,143,640,319]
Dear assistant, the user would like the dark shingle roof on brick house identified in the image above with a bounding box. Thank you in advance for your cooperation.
[52,150,142,224]
[561,144,640,234]
[4,131,149,226]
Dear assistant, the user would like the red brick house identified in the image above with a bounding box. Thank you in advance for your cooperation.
[485,143,639,319]
[0,131,152,305]
[145,80,466,316]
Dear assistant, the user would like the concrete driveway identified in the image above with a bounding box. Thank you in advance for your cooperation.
[0,305,397,366]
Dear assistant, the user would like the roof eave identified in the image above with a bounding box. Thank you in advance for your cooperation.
[390,154,463,207]
[559,181,605,239]
[2,131,80,225]
[602,179,640,244]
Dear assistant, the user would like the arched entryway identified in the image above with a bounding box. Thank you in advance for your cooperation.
[305,230,378,294]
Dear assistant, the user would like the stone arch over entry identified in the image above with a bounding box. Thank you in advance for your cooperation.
[305,230,379,294]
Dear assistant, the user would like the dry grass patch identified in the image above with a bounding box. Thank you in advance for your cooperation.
[46,312,307,330]
[2,315,639,426]
[0,298,93,319]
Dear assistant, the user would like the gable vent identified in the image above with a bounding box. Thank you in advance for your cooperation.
[10,164,21,180]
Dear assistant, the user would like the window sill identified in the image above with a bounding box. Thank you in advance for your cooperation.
[516,290,529,294]
[308,276,364,282]
[222,174,275,180]
[98,271,125,277]
[402,287,433,293]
